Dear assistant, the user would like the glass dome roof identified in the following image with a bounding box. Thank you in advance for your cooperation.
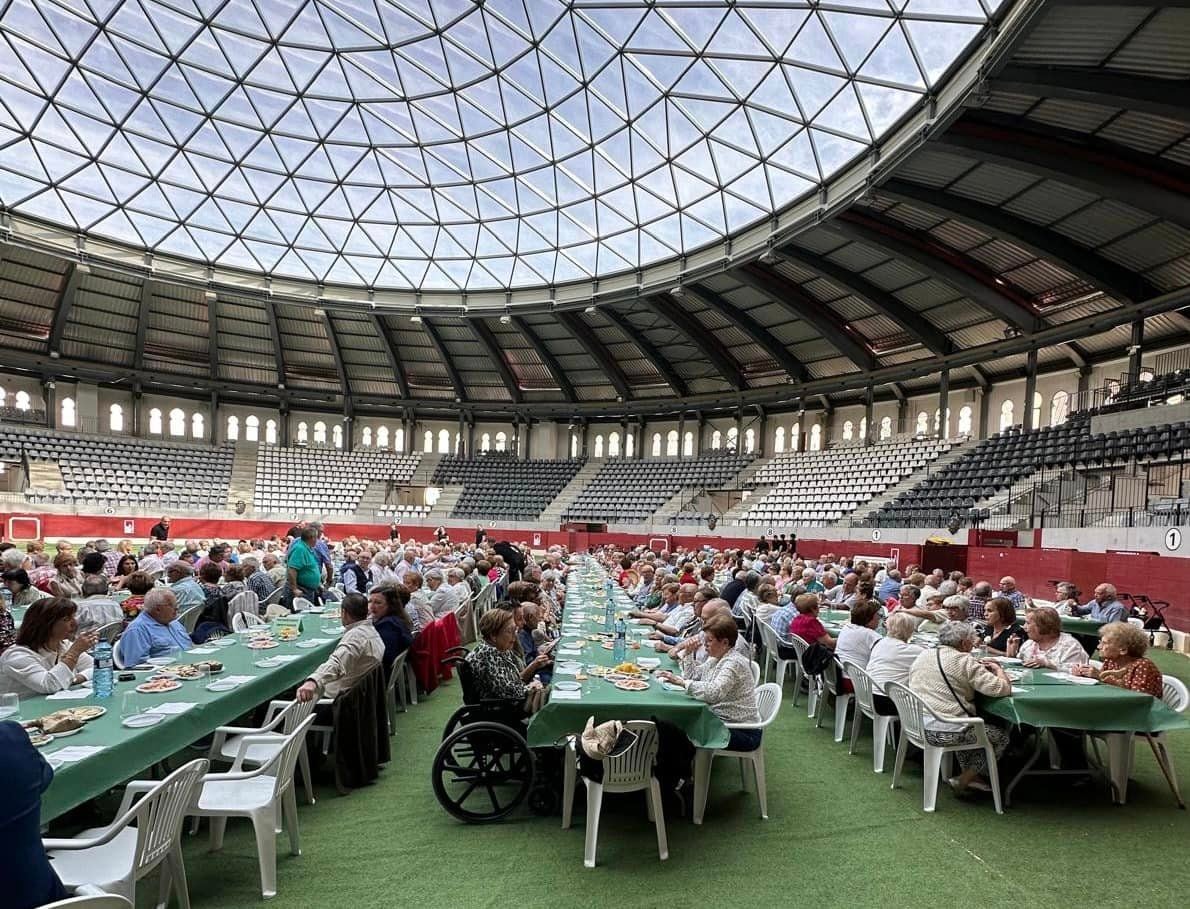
[0,0,1004,291]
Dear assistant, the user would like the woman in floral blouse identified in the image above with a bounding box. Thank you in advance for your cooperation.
[465,609,550,708]
[1073,621,1164,697]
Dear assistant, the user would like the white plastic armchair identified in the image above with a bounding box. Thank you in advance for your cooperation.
[44,759,208,909]
[693,682,782,824]
[843,661,897,773]
[885,681,1003,814]
[231,611,267,632]
[207,698,317,806]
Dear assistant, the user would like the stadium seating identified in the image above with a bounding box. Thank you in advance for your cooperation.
[254,447,419,517]
[2,423,234,510]
[872,413,1190,526]
[734,438,951,528]
[433,454,584,520]
[564,451,752,524]
[376,504,432,521]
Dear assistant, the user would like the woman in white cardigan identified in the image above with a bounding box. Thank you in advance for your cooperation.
[0,597,97,697]
[659,613,761,750]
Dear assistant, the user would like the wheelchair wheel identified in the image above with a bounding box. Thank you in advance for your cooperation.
[441,704,482,740]
[432,722,534,823]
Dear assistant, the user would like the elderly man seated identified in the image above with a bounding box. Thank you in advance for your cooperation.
[74,576,123,632]
[424,569,457,618]
[639,583,698,640]
[119,589,193,667]
[668,599,752,664]
[1072,583,1128,624]
[296,593,384,703]
[167,561,206,612]
[241,556,276,601]
[263,552,286,587]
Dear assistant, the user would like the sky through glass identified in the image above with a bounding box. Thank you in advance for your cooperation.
[0,0,1003,291]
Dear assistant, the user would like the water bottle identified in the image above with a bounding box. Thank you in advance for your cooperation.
[93,640,113,699]
[1,586,11,609]
[613,617,627,663]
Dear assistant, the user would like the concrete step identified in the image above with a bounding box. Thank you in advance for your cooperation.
[228,441,259,513]
[26,459,65,494]
[539,461,603,524]
[425,484,463,522]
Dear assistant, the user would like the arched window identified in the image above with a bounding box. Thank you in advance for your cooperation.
[313,421,327,444]
[625,431,634,457]
[879,416,892,440]
[999,400,1014,432]
[651,432,662,457]
[245,414,259,442]
[726,427,738,450]
[842,420,854,442]
[226,415,239,441]
[60,396,75,427]
[1050,391,1069,426]
[376,426,389,449]
[437,428,450,453]
[394,427,404,452]
[149,408,163,434]
[191,413,204,439]
[790,424,800,450]
[958,405,973,436]
[332,424,343,448]
[423,429,434,452]
[495,431,507,452]
[109,403,124,432]
[570,433,579,458]
[774,426,785,452]
[594,434,604,459]
[169,407,185,437]
[607,431,620,457]
[809,424,822,451]
[683,431,693,457]
[666,430,678,456]
[915,411,929,436]
[265,419,277,444]
[297,422,308,444]
[14,390,30,411]
[1032,392,1042,429]
[362,426,373,447]
[744,427,755,453]
[859,417,867,440]
[711,430,722,450]
[481,432,491,453]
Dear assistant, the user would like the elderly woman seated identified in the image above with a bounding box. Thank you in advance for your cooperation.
[0,598,98,697]
[1072,622,1164,696]
[367,586,414,675]
[907,620,1012,794]
[465,609,551,711]
[1006,606,1089,671]
[835,600,883,672]
[865,611,923,715]
[658,613,761,750]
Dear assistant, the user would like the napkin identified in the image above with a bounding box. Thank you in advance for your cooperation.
[260,654,301,665]
[558,648,583,657]
[46,688,94,700]
[49,745,106,762]
[550,689,582,700]
[145,701,196,716]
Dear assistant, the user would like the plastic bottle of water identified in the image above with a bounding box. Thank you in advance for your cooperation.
[93,640,113,699]
[613,617,627,663]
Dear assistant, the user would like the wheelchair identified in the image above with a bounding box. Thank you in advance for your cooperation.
[431,648,561,823]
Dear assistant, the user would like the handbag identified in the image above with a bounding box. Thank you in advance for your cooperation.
[935,649,975,718]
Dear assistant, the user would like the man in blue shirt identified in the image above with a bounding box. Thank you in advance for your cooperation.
[1073,583,1128,624]
[167,562,206,611]
[119,589,192,666]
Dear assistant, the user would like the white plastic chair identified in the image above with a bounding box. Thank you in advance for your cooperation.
[260,586,286,607]
[231,611,267,632]
[561,720,667,868]
[39,894,131,909]
[693,682,782,823]
[844,661,897,773]
[187,714,316,899]
[44,759,208,908]
[179,605,203,635]
[885,681,1004,814]
[207,698,317,806]
[228,590,260,622]
[321,588,343,604]
[292,597,315,613]
[93,621,122,645]
[757,621,795,688]
[1088,675,1187,807]
[786,633,815,716]
[111,634,126,670]
[814,659,853,742]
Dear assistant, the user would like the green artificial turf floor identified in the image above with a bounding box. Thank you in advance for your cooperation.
[127,650,1190,909]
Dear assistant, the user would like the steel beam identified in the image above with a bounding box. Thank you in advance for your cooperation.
[48,263,85,354]
[646,295,746,391]
[775,245,953,355]
[470,317,523,404]
[683,285,808,382]
[734,263,878,372]
[321,310,353,415]
[264,301,287,388]
[600,309,689,398]
[207,292,220,380]
[420,317,467,402]
[511,316,576,402]
[556,310,633,401]
[134,279,153,372]
[994,65,1190,124]
[370,312,410,399]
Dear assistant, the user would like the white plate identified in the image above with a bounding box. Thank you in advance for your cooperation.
[206,680,240,692]
[553,681,582,692]
[293,640,321,649]
[637,658,661,669]
[122,713,164,728]
[211,638,237,647]
[146,657,176,667]
[45,724,84,737]
[254,658,284,668]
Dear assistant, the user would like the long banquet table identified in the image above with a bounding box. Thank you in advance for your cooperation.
[20,625,338,821]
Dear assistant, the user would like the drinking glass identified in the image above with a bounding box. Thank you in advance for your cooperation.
[120,691,140,720]
[0,692,20,720]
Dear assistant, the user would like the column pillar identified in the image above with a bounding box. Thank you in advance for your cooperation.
[523,418,533,459]
[279,405,290,447]
[466,418,476,458]
[1023,349,1038,432]
[457,411,466,456]
[131,386,143,437]
[976,389,989,440]
[677,412,686,457]
[937,368,950,440]
[864,385,874,446]
[695,412,705,455]
[896,399,908,436]
[1128,320,1144,378]
[42,380,57,430]
[754,406,767,457]
[580,421,590,459]
[1077,365,1092,405]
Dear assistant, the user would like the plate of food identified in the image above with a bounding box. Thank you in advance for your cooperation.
[612,662,640,675]
[245,639,280,650]
[136,678,182,694]
[614,678,650,692]
[25,714,85,736]
[51,706,107,723]
[589,666,613,677]
[26,730,54,747]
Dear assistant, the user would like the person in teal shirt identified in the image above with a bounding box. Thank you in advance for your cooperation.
[286,527,323,608]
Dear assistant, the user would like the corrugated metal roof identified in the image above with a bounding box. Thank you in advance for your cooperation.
[1015,6,1150,67]
[1109,9,1190,79]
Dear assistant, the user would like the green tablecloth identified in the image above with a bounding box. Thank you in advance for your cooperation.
[977,669,1189,734]
[525,582,730,750]
[20,629,338,820]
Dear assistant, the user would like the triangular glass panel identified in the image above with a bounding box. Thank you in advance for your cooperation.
[787,14,844,72]
[822,11,890,73]
[859,23,925,89]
